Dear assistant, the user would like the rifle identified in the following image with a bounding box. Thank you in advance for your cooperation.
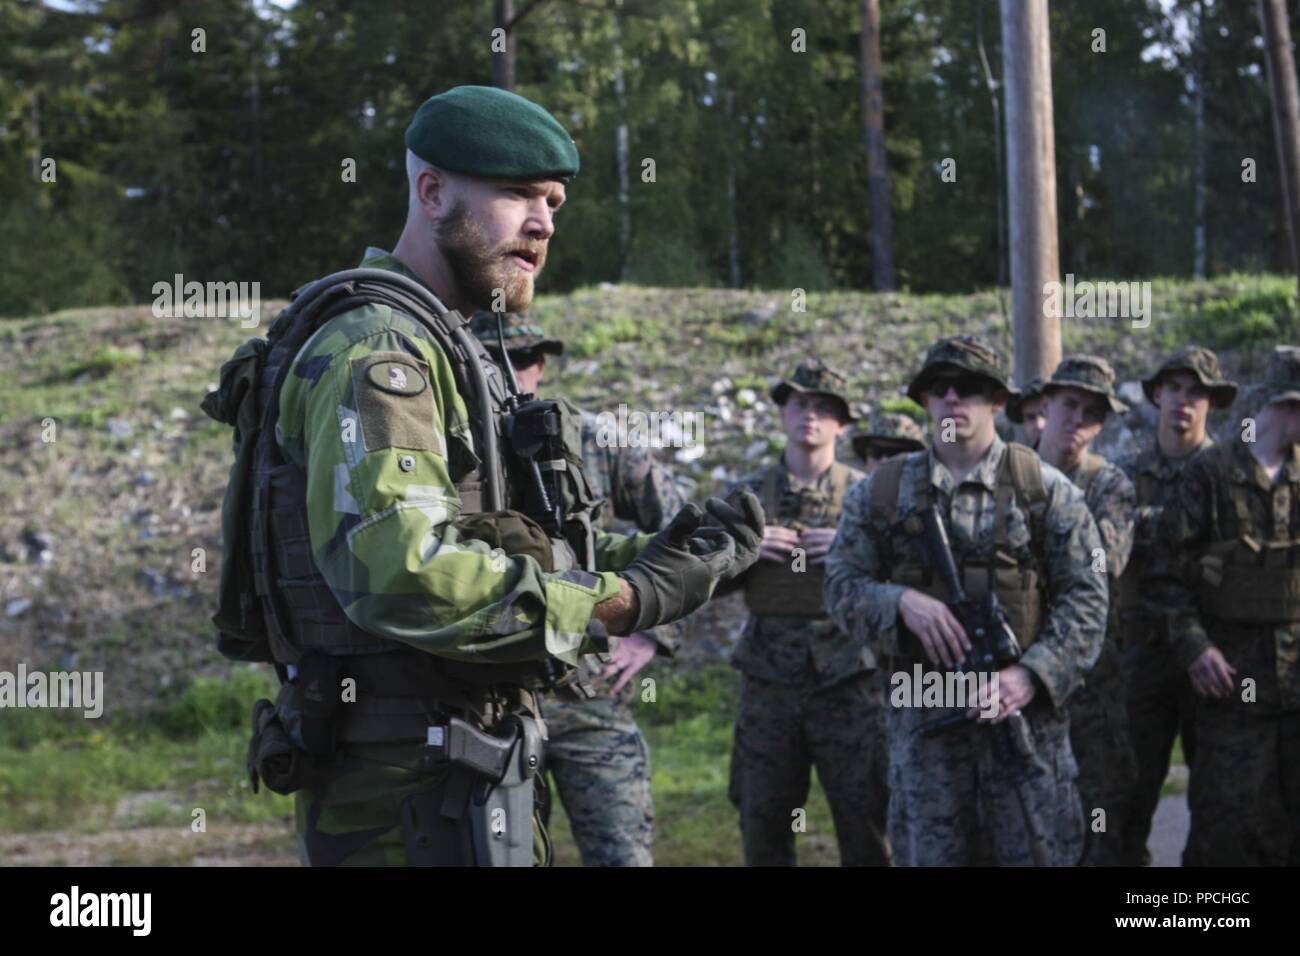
[915,504,1050,865]
[495,313,564,537]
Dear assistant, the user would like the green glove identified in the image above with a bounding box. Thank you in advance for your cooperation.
[620,502,736,632]
[702,489,764,586]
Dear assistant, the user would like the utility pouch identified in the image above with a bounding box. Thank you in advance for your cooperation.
[246,681,315,796]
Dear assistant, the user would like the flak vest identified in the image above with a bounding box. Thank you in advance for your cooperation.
[742,461,854,618]
[1116,447,1200,645]
[868,444,1050,659]
[248,272,599,739]
[1193,444,1300,625]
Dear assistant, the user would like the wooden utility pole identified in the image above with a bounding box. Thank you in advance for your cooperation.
[493,0,517,90]
[1259,0,1300,295]
[860,0,895,291]
[999,0,1060,385]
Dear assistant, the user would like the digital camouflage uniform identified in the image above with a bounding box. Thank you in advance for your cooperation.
[727,360,890,867]
[470,310,686,866]
[1042,356,1138,866]
[1118,345,1236,865]
[850,410,926,471]
[1158,347,1300,866]
[824,337,1108,867]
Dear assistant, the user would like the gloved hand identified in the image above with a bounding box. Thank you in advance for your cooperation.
[620,502,736,632]
[700,489,765,588]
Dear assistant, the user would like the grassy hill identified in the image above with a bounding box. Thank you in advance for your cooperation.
[0,273,1291,863]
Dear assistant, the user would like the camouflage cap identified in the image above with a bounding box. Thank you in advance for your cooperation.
[1141,344,1237,409]
[1042,354,1128,416]
[851,411,926,460]
[1005,376,1046,424]
[770,359,857,420]
[468,311,564,357]
[1260,345,1300,406]
[906,335,1017,405]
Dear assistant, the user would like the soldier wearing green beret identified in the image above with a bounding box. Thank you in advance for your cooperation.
[1035,355,1137,866]
[1007,377,1048,449]
[472,311,687,867]
[1156,346,1300,865]
[207,86,764,867]
[851,410,927,474]
[1117,345,1237,865]
[725,359,891,867]
[825,336,1108,865]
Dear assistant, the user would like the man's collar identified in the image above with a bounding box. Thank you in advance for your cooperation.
[928,434,1005,494]
[360,247,427,287]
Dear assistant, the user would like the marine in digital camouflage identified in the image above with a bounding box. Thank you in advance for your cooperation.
[1118,343,1235,865]
[725,357,889,867]
[1156,348,1300,865]
[1037,355,1138,866]
[534,407,688,867]
[471,311,686,866]
[825,433,1107,865]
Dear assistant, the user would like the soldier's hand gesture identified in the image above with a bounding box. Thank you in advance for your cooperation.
[898,589,970,669]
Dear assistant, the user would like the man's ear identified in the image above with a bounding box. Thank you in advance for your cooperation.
[416,165,449,221]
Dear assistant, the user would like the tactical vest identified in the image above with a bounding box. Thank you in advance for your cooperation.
[868,444,1049,656]
[743,461,854,618]
[1194,445,1300,625]
[204,269,595,739]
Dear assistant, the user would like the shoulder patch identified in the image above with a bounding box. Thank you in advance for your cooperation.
[350,351,441,453]
[365,357,428,397]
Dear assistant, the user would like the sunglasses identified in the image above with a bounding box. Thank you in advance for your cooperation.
[925,375,990,399]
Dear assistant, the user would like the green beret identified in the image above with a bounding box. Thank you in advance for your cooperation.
[405,85,579,181]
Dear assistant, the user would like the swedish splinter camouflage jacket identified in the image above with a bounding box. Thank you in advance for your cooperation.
[274,248,645,666]
[823,436,1108,708]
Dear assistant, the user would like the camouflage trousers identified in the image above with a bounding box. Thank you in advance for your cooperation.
[1068,637,1137,866]
[542,691,654,867]
[293,739,545,867]
[1120,636,1198,865]
[884,696,1084,867]
[1184,628,1300,866]
[728,670,890,866]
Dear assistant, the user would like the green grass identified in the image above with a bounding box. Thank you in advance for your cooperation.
[0,663,845,865]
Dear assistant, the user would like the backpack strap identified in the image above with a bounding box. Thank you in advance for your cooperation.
[1002,442,1049,575]
[264,268,505,511]
[869,455,908,527]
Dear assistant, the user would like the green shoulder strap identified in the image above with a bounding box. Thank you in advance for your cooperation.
[869,455,908,527]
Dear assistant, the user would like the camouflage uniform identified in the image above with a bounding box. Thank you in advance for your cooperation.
[467,310,688,867]
[277,249,649,865]
[727,361,890,867]
[850,410,927,471]
[470,311,687,866]
[1118,345,1237,865]
[1158,347,1300,866]
[825,337,1108,867]
[532,413,686,867]
[1041,356,1138,866]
